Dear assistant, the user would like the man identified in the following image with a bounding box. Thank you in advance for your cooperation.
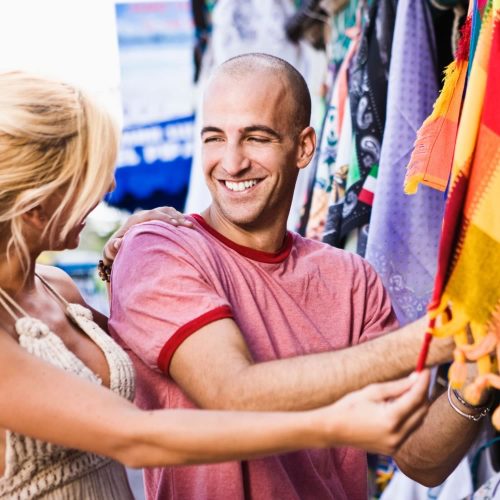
[109,54,484,499]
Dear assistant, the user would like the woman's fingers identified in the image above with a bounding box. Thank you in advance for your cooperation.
[101,206,194,265]
[388,370,430,419]
[151,207,194,228]
[364,370,428,403]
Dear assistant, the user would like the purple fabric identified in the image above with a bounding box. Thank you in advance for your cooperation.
[365,0,446,325]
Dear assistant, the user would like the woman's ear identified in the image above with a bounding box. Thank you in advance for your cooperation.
[21,205,48,230]
[296,126,316,170]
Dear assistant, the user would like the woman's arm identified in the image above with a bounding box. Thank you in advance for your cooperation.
[0,331,430,467]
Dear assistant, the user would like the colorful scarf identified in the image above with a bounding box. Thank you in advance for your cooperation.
[417,0,500,427]
[404,7,472,194]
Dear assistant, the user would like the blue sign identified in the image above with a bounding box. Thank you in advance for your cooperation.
[112,2,195,211]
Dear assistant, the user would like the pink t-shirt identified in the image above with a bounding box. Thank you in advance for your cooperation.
[109,215,398,500]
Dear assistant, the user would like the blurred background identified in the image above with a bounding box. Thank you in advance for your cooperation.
[0,0,326,316]
[3,1,485,499]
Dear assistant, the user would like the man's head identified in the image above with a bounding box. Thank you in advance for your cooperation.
[201,53,316,231]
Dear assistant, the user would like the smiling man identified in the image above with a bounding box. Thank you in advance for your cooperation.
[110,54,481,500]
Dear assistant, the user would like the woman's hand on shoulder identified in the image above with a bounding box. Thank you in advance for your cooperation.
[314,370,430,455]
[102,206,193,265]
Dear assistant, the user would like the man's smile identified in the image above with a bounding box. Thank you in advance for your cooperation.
[220,179,263,192]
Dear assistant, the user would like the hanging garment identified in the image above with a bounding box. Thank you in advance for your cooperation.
[404,5,472,194]
[305,19,361,240]
[322,0,396,254]
[364,0,446,325]
[418,0,500,427]
[322,95,354,245]
[297,0,359,236]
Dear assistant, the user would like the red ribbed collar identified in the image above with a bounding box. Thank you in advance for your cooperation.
[191,214,293,264]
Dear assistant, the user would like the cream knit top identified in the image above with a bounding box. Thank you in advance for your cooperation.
[0,274,136,499]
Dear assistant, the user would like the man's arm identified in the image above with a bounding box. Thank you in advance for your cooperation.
[394,391,482,486]
[170,316,453,411]
[394,371,488,486]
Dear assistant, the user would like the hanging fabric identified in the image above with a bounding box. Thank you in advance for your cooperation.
[305,11,361,240]
[404,4,472,194]
[297,0,359,236]
[416,0,500,430]
[364,0,446,325]
[322,0,396,255]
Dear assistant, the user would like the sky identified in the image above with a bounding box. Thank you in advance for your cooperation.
[0,0,123,119]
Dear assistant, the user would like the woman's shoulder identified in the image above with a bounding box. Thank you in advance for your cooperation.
[35,264,84,305]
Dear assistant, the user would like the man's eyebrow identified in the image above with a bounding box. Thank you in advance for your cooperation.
[243,125,282,140]
[201,126,223,136]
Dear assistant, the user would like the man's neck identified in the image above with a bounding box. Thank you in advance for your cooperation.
[201,207,288,254]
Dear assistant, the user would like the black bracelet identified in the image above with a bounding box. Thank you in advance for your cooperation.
[97,260,112,283]
[447,385,492,422]
[453,387,493,411]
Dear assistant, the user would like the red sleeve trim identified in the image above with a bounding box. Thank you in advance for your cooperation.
[157,305,233,374]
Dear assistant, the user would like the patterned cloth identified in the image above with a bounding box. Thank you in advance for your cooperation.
[364,0,446,325]
[404,13,471,194]
[305,17,361,240]
[418,1,500,414]
[323,0,396,254]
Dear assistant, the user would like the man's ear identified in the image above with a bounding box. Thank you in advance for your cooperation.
[21,205,48,230]
[296,126,316,170]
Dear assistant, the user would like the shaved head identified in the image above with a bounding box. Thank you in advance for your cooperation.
[209,53,311,134]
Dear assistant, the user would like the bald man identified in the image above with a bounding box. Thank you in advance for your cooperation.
[110,54,481,500]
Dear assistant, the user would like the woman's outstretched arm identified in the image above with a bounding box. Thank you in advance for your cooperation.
[0,331,430,468]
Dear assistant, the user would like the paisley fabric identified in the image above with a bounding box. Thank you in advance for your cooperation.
[305,18,361,240]
[322,0,396,254]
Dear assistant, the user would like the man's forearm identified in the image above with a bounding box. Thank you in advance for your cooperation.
[178,319,453,411]
[394,391,482,486]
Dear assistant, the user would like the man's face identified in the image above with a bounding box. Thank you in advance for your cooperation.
[201,72,303,229]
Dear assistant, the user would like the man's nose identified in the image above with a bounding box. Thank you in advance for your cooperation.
[221,143,250,176]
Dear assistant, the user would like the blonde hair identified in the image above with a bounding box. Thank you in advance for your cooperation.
[0,71,119,274]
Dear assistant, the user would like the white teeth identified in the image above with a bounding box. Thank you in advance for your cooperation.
[224,179,258,192]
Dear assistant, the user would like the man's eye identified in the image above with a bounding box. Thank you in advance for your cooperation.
[248,136,269,143]
[203,136,223,143]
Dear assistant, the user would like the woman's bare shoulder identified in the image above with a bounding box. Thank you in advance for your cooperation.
[35,264,109,330]
[35,264,85,305]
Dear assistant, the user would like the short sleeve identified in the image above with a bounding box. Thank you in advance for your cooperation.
[109,222,232,374]
[358,259,399,342]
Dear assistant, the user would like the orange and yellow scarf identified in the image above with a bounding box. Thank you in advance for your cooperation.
[417,0,500,426]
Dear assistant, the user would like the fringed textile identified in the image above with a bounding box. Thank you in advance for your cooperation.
[417,0,500,428]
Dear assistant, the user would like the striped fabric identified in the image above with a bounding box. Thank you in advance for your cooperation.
[404,6,473,194]
[417,0,500,427]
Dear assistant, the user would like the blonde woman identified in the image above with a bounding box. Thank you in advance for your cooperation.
[0,71,430,499]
